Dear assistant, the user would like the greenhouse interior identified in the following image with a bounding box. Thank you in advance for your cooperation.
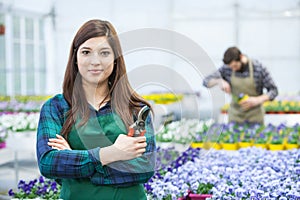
[0,0,300,199]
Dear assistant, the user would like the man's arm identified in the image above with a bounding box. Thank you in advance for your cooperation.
[203,70,222,88]
[261,65,278,101]
[203,69,231,93]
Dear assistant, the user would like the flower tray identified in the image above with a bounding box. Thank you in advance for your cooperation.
[212,143,222,150]
[253,143,267,149]
[285,143,299,150]
[268,144,285,151]
[238,142,252,148]
[190,142,222,150]
[221,143,239,150]
[191,142,204,148]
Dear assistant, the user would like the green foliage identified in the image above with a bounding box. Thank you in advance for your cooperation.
[196,182,214,194]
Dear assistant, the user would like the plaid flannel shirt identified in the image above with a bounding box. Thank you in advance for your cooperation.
[203,59,278,100]
[36,94,155,186]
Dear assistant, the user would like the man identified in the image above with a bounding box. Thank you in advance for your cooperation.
[203,47,278,124]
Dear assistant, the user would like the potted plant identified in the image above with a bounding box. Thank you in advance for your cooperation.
[268,133,285,150]
[191,123,211,149]
[204,124,223,150]
[254,132,268,149]
[285,129,299,150]
[274,101,285,114]
[219,123,239,150]
[220,103,229,114]
[179,183,213,200]
[238,130,253,148]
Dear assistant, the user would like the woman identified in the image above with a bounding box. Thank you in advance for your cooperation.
[36,19,155,200]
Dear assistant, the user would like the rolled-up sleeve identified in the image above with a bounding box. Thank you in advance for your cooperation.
[202,66,230,88]
[261,66,278,100]
[36,98,104,179]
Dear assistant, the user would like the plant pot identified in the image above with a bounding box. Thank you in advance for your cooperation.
[0,141,6,149]
[201,142,219,150]
[212,143,222,150]
[0,24,5,35]
[285,143,298,150]
[191,142,204,148]
[221,143,239,150]
[238,142,252,148]
[268,144,285,151]
[266,111,275,114]
[189,194,213,200]
[178,194,212,200]
[253,143,267,149]
[202,142,213,150]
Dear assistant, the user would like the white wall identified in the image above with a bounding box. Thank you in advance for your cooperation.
[52,0,173,94]
[50,0,300,94]
[1,0,300,98]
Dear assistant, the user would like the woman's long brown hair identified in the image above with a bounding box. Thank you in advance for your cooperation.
[61,19,151,137]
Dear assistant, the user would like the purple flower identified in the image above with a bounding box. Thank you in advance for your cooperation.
[8,189,14,196]
[295,167,300,175]
[36,186,43,195]
[17,180,26,189]
[39,176,44,183]
[8,176,61,199]
[25,188,31,195]
[144,183,152,192]
[43,185,48,192]
[51,181,58,191]
[29,180,36,187]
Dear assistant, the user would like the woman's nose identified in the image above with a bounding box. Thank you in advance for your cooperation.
[90,53,101,65]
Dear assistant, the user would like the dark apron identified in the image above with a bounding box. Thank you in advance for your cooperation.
[228,59,264,124]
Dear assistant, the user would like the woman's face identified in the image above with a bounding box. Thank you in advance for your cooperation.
[77,36,114,87]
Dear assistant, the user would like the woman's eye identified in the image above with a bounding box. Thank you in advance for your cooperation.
[100,51,111,57]
[81,50,90,55]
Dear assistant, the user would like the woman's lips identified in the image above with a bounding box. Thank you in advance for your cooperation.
[89,69,104,74]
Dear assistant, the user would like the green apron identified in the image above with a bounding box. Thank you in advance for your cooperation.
[59,111,147,200]
[228,59,264,124]
[60,179,146,200]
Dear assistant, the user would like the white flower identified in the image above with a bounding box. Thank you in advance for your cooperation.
[0,112,39,132]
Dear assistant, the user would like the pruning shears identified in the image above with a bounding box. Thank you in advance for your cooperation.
[128,105,150,137]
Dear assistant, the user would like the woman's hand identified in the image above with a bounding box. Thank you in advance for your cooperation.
[113,134,147,159]
[100,134,147,165]
[48,134,72,150]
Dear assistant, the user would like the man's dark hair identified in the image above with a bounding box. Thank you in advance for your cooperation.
[223,47,242,64]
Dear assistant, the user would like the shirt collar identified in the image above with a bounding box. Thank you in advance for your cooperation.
[237,62,249,73]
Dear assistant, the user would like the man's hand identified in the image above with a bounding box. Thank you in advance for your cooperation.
[218,79,231,94]
[239,96,261,111]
